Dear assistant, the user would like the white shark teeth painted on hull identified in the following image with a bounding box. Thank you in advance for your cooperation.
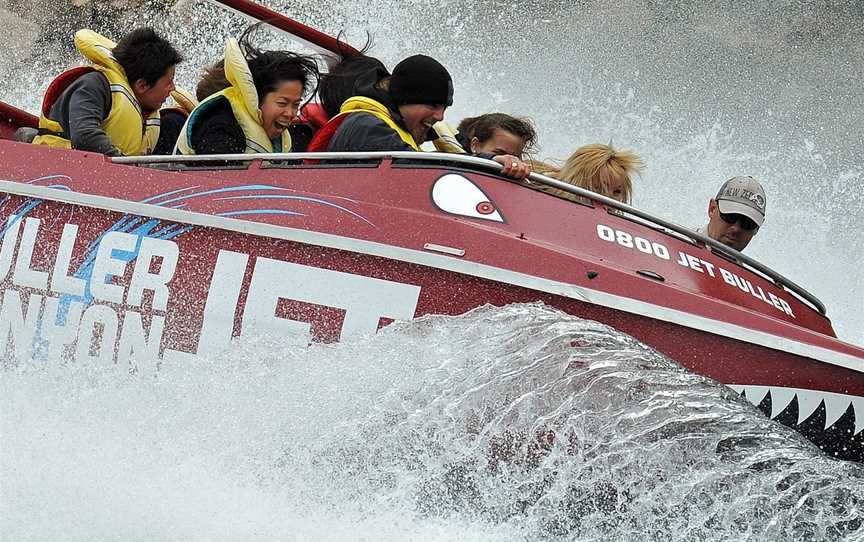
[728,384,769,407]
[794,390,825,426]
[821,394,849,432]
[728,384,863,434]
[768,388,797,419]
[855,397,864,436]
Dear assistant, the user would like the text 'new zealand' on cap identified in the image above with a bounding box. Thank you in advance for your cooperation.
[715,176,767,227]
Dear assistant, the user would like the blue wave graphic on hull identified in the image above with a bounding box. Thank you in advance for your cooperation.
[141,184,375,226]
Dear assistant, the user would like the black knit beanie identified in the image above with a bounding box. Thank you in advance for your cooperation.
[389,54,454,107]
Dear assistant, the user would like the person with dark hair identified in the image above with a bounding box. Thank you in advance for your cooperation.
[309,54,450,153]
[191,56,322,153]
[175,27,320,155]
[456,113,537,158]
[308,54,531,179]
[32,27,182,156]
[319,53,390,119]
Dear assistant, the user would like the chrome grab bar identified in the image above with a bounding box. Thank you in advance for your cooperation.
[112,151,827,315]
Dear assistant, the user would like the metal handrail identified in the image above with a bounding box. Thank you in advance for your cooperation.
[112,151,827,315]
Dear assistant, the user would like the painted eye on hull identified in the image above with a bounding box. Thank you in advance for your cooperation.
[476,201,495,215]
[431,174,504,222]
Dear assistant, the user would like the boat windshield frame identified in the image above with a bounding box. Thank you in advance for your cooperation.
[112,151,827,316]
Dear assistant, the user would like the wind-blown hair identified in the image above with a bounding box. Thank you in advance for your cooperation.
[113,27,182,86]
[196,59,228,101]
[238,24,321,105]
[527,159,559,176]
[538,143,643,204]
[195,26,322,104]
[319,36,389,118]
[457,113,538,156]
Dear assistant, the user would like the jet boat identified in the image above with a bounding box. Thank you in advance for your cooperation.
[1,0,861,460]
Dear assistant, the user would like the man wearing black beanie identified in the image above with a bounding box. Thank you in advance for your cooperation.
[309,54,453,152]
[307,53,531,179]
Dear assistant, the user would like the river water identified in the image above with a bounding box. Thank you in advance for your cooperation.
[3,304,864,541]
[1,1,863,540]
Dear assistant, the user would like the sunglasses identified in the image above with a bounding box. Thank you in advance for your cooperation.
[720,212,759,231]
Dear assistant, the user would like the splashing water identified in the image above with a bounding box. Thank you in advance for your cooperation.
[2,304,863,541]
[1,5,863,537]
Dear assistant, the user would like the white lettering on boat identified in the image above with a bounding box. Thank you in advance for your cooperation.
[0,216,422,366]
[596,224,670,260]
[596,223,795,318]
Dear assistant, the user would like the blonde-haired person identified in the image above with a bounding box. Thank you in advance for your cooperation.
[530,143,643,204]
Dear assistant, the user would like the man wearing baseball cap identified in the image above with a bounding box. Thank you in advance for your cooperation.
[308,54,530,178]
[697,176,767,252]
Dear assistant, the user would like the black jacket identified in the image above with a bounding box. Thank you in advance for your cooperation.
[328,112,496,161]
[327,112,416,152]
[188,98,246,155]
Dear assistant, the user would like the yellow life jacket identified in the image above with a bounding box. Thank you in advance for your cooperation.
[33,29,160,156]
[175,38,291,155]
[331,96,420,151]
[431,121,466,153]
[170,87,198,114]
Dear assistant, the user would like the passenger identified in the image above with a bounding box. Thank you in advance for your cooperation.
[319,51,390,119]
[697,176,766,252]
[192,57,323,153]
[533,143,642,204]
[315,47,466,155]
[309,54,531,179]
[456,113,537,158]
[316,50,462,154]
[308,54,435,153]
[175,28,320,155]
[32,27,182,156]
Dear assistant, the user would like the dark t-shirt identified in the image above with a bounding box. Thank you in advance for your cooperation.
[152,109,186,156]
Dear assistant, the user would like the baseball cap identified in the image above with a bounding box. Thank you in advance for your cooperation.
[715,176,767,227]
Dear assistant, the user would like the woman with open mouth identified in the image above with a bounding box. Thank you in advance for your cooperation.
[175,25,320,156]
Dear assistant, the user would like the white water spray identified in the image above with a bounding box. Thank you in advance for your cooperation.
[3,304,863,540]
[1,4,863,538]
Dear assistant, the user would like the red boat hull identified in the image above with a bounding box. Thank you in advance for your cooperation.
[0,100,862,460]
